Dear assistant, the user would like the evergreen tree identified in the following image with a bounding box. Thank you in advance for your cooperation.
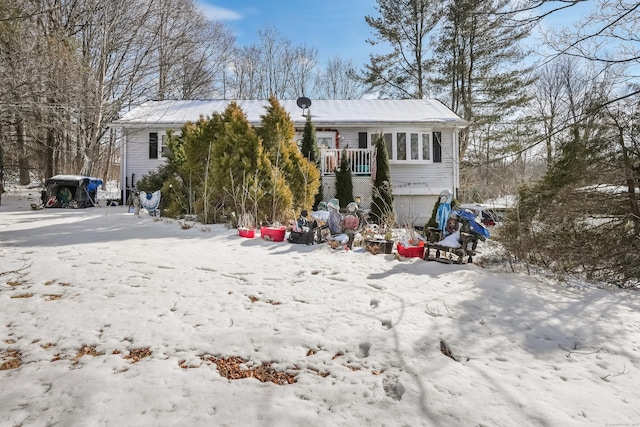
[335,147,354,209]
[144,120,222,222]
[370,134,394,225]
[257,97,320,216]
[432,0,533,159]
[300,114,323,208]
[361,0,438,98]
[300,114,320,163]
[209,102,275,225]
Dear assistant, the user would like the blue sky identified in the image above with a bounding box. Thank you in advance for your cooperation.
[197,0,379,67]
[196,1,597,70]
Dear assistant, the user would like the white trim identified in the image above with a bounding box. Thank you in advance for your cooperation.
[452,129,460,194]
[370,129,433,163]
[120,131,127,203]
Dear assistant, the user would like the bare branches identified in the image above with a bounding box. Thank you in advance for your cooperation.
[503,1,587,24]
[540,1,640,68]
[601,364,629,380]
[0,262,30,282]
[559,342,608,358]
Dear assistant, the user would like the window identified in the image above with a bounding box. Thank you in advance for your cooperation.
[384,133,392,159]
[397,133,406,160]
[422,133,430,160]
[161,134,171,157]
[433,132,442,163]
[410,133,419,160]
[149,133,158,159]
[316,131,337,149]
[372,130,432,162]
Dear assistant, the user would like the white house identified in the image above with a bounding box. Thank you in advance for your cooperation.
[110,99,468,225]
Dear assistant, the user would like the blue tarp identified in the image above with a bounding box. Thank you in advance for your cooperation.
[44,175,103,208]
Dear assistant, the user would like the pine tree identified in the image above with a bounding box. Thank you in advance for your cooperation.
[257,97,319,217]
[361,0,437,98]
[432,0,533,159]
[335,147,354,208]
[210,102,275,225]
[370,134,394,225]
[300,114,320,163]
[300,114,323,208]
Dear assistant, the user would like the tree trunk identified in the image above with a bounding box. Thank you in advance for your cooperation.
[45,128,55,179]
[0,137,4,206]
[16,118,29,185]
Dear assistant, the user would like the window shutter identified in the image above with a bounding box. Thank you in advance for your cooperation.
[358,132,367,149]
[433,132,442,163]
[149,133,158,159]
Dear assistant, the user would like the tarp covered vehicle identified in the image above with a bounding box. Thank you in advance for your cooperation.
[43,175,103,208]
[424,208,490,264]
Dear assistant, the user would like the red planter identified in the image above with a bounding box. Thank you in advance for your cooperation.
[397,241,425,258]
[260,226,286,242]
[238,228,255,238]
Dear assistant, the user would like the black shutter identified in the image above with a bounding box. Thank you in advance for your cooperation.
[149,133,158,159]
[358,132,367,149]
[433,132,442,163]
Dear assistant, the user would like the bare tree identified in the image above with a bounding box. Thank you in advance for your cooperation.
[1,0,236,184]
[227,45,264,99]
[531,60,569,164]
[314,55,365,99]
[225,26,319,100]
[288,45,319,98]
[151,0,235,100]
[257,26,293,99]
[540,0,640,68]
[528,0,640,105]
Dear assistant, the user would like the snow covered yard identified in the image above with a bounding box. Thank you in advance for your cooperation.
[1,186,639,427]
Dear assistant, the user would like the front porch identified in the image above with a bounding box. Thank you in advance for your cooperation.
[320,148,373,176]
[319,148,374,210]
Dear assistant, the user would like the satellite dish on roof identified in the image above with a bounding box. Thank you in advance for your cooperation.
[296,97,312,109]
[296,97,312,117]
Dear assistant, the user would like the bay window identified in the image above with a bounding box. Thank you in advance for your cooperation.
[372,130,436,163]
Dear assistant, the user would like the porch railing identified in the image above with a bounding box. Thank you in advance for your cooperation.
[320,148,373,176]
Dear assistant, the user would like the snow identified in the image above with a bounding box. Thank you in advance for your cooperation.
[113,99,467,128]
[1,186,639,427]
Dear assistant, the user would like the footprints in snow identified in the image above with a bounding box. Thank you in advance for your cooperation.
[355,342,371,359]
[383,376,405,401]
[370,298,393,330]
[352,341,404,401]
[366,297,404,401]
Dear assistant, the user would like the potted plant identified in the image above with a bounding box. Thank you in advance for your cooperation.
[238,213,256,238]
[260,221,286,242]
[366,163,396,254]
[395,221,426,257]
[396,237,426,258]
[364,227,395,255]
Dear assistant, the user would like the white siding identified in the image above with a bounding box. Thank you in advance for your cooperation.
[120,121,459,227]
[384,128,457,197]
[336,129,365,149]
[124,128,170,188]
[394,195,438,227]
